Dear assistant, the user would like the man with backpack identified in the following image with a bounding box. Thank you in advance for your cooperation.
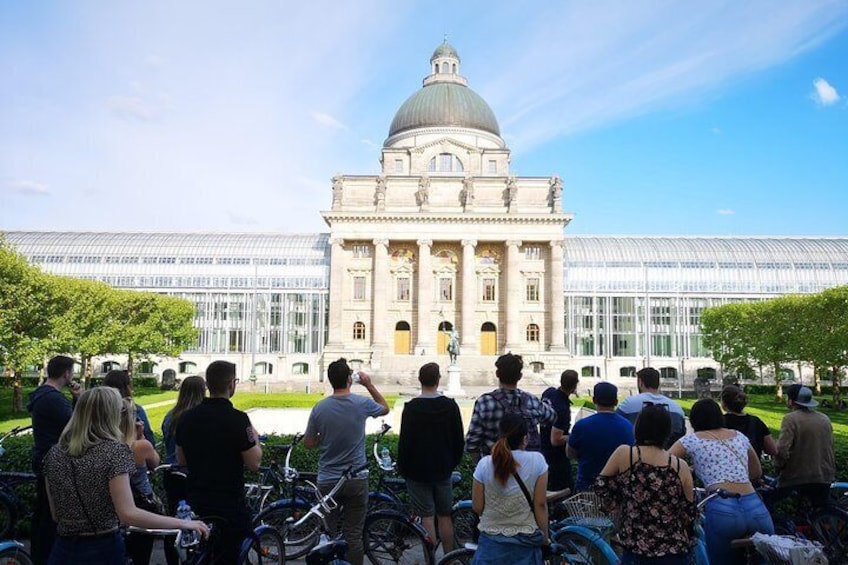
[465,353,557,464]
[617,367,686,448]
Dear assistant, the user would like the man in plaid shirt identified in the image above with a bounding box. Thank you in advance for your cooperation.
[465,353,557,463]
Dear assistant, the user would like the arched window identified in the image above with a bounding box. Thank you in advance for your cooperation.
[581,366,601,377]
[531,361,545,373]
[452,63,456,73]
[526,323,540,342]
[428,153,464,173]
[620,366,636,377]
[292,362,309,375]
[138,361,157,374]
[353,322,366,340]
[660,367,678,380]
[178,361,197,374]
[253,362,273,375]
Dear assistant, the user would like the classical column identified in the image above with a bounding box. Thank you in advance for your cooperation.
[416,239,433,353]
[549,240,566,351]
[327,238,345,346]
[505,240,523,351]
[371,239,390,351]
[461,239,477,350]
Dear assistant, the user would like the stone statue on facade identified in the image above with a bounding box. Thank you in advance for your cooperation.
[506,176,518,209]
[375,175,387,211]
[462,175,475,209]
[331,174,344,208]
[417,174,430,208]
[550,174,563,213]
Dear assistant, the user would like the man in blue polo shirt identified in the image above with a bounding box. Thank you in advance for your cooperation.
[617,366,686,448]
[567,382,634,491]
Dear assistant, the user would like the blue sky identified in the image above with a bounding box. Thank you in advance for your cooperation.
[1,1,846,235]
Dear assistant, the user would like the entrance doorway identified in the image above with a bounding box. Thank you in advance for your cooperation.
[437,321,453,354]
[480,322,497,355]
[394,321,411,355]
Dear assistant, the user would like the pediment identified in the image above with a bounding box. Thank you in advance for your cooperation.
[412,137,480,155]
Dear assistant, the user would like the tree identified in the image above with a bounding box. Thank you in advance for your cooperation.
[701,302,757,383]
[747,298,796,400]
[804,287,848,405]
[0,241,58,411]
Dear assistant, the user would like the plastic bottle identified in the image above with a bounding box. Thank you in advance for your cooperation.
[176,500,199,547]
[380,447,392,470]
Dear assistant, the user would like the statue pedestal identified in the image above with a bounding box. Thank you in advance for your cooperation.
[445,364,465,397]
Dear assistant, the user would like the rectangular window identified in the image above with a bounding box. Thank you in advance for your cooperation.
[439,277,453,301]
[524,246,541,260]
[482,278,496,302]
[397,277,411,301]
[353,276,366,301]
[488,160,497,174]
[352,244,372,258]
[526,278,540,302]
[394,159,403,173]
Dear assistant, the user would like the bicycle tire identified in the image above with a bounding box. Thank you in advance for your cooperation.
[0,490,19,540]
[0,545,33,565]
[449,503,478,548]
[436,546,475,565]
[551,525,618,565]
[364,509,433,565]
[237,525,285,565]
[254,498,323,560]
[368,491,406,514]
[810,505,848,564]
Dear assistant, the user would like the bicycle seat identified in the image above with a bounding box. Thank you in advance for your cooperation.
[384,477,406,487]
[0,471,36,480]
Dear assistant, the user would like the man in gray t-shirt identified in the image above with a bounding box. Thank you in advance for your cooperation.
[304,359,388,565]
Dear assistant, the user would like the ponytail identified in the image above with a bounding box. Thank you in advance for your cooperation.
[492,437,518,486]
[492,412,528,487]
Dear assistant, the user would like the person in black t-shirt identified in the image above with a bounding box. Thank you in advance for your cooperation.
[721,385,776,460]
[541,369,579,491]
[176,361,262,563]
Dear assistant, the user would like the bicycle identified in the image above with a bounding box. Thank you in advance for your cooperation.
[127,520,284,564]
[730,533,827,564]
[0,540,32,565]
[246,433,320,515]
[0,426,36,540]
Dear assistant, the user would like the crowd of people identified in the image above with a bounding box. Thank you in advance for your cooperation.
[24,353,837,565]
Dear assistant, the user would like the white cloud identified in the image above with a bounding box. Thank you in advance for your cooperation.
[106,96,158,121]
[227,211,258,226]
[811,77,841,106]
[311,111,347,130]
[8,180,50,195]
[711,127,722,135]
[716,208,735,216]
[360,138,379,149]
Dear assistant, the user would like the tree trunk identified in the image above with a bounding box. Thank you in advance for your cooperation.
[12,368,22,414]
[80,356,89,390]
[774,362,783,401]
[759,365,764,384]
[833,366,842,406]
[127,352,134,378]
[814,364,822,395]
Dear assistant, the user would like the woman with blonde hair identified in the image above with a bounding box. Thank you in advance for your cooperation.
[120,398,161,565]
[43,387,208,564]
[471,412,549,565]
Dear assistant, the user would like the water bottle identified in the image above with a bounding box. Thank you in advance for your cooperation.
[380,447,392,470]
[176,500,199,547]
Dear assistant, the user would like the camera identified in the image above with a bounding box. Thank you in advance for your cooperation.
[351,371,361,383]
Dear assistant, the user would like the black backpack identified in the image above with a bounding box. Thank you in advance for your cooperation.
[490,390,542,452]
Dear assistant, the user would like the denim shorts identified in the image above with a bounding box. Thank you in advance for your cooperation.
[406,478,453,517]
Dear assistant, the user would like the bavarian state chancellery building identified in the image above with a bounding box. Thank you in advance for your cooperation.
[6,43,848,387]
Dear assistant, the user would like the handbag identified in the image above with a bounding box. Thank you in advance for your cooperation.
[512,470,552,556]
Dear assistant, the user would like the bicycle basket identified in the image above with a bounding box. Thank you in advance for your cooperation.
[751,533,828,565]
[560,491,615,532]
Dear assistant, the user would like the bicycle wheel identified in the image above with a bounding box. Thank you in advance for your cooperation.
[450,504,478,548]
[254,499,323,560]
[364,510,433,565]
[240,525,285,565]
[0,545,33,565]
[0,493,18,540]
[437,546,475,565]
[810,505,848,563]
[552,525,618,565]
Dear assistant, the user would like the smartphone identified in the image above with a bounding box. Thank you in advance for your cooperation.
[351,371,361,384]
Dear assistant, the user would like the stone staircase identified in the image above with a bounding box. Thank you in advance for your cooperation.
[370,353,557,388]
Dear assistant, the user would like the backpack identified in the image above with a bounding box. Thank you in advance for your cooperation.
[490,390,542,452]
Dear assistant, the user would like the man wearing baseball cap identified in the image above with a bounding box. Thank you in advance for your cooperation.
[772,384,835,507]
[567,382,634,491]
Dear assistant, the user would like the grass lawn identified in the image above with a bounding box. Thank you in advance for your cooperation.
[0,387,400,435]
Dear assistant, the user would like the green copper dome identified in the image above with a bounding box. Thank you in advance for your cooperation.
[431,41,460,62]
[388,82,501,138]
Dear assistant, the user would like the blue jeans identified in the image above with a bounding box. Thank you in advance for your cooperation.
[704,492,774,565]
[472,531,544,565]
[47,531,124,565]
